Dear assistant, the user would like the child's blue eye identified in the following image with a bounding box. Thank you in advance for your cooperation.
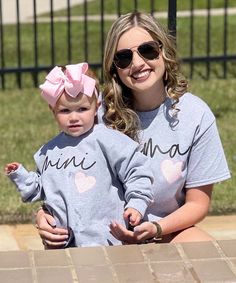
[59,109,70,113]
[78,107,88,112]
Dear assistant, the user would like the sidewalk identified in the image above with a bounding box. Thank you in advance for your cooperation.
[1,0,85,24]
[0,215,236,251]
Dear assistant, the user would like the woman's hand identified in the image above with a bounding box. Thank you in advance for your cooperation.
[110,185,214,244]
[36,208,69,249]
[110,221,157,244]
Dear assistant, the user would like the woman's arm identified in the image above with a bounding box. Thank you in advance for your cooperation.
[36,208,69,248]
[110,184,213,243]
[158,184,213,236]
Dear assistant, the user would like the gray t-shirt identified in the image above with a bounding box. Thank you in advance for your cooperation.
[8,124,154,247]
[135,92,231,221]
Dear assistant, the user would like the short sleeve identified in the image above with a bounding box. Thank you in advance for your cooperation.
[185,119,231,188]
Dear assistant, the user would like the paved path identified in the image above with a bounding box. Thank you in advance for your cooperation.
[1,0,86,24]
[2,2,236,24]
[0,215,236,251]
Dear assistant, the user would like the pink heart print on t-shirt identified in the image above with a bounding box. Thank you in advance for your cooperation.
[161,160,183,184]
[74,171,96,193]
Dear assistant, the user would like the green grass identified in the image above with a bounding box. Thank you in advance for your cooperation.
[1,88,58,223]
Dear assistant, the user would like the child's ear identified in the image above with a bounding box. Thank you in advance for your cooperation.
[49,105,55,115]
[95,101,101,115]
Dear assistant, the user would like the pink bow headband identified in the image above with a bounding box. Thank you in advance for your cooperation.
[39,62,98,107]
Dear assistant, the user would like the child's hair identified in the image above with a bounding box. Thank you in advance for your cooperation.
[85,68,99,88]
[40,62,99,108]
[102,11,188,141]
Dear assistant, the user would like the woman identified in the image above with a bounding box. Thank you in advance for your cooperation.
[36,12,230,247]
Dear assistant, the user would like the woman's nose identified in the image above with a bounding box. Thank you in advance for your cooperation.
[131,50,145,67]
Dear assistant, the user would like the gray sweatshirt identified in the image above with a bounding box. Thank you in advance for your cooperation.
[8,124,154,247]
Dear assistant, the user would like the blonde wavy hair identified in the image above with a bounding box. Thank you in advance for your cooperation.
[102,11,188,141]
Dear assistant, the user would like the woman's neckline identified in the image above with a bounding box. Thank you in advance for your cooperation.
[136,97,168,115]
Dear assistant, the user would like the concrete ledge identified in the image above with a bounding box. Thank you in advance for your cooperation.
[0,240,236,282]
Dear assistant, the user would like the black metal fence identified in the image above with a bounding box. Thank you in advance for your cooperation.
[0,0,235,89]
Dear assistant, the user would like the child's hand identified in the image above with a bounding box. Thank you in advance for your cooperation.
[123,207,142,227]
[5,162,20,174]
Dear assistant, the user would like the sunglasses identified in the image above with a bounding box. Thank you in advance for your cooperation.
[113,41,161,69]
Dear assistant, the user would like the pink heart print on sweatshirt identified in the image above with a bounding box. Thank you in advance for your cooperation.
[161,160,183,184]
[74,171,96,193]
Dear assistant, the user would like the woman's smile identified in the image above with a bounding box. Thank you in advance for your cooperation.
[131,69,152,80]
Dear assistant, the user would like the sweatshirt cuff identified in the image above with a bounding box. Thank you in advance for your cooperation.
[8,164,29,184]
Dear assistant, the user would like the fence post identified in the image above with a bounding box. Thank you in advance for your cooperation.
[0,0,5,89]
[168,0,177,39]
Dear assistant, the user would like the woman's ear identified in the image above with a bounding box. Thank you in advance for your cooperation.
[110,63,117,76]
